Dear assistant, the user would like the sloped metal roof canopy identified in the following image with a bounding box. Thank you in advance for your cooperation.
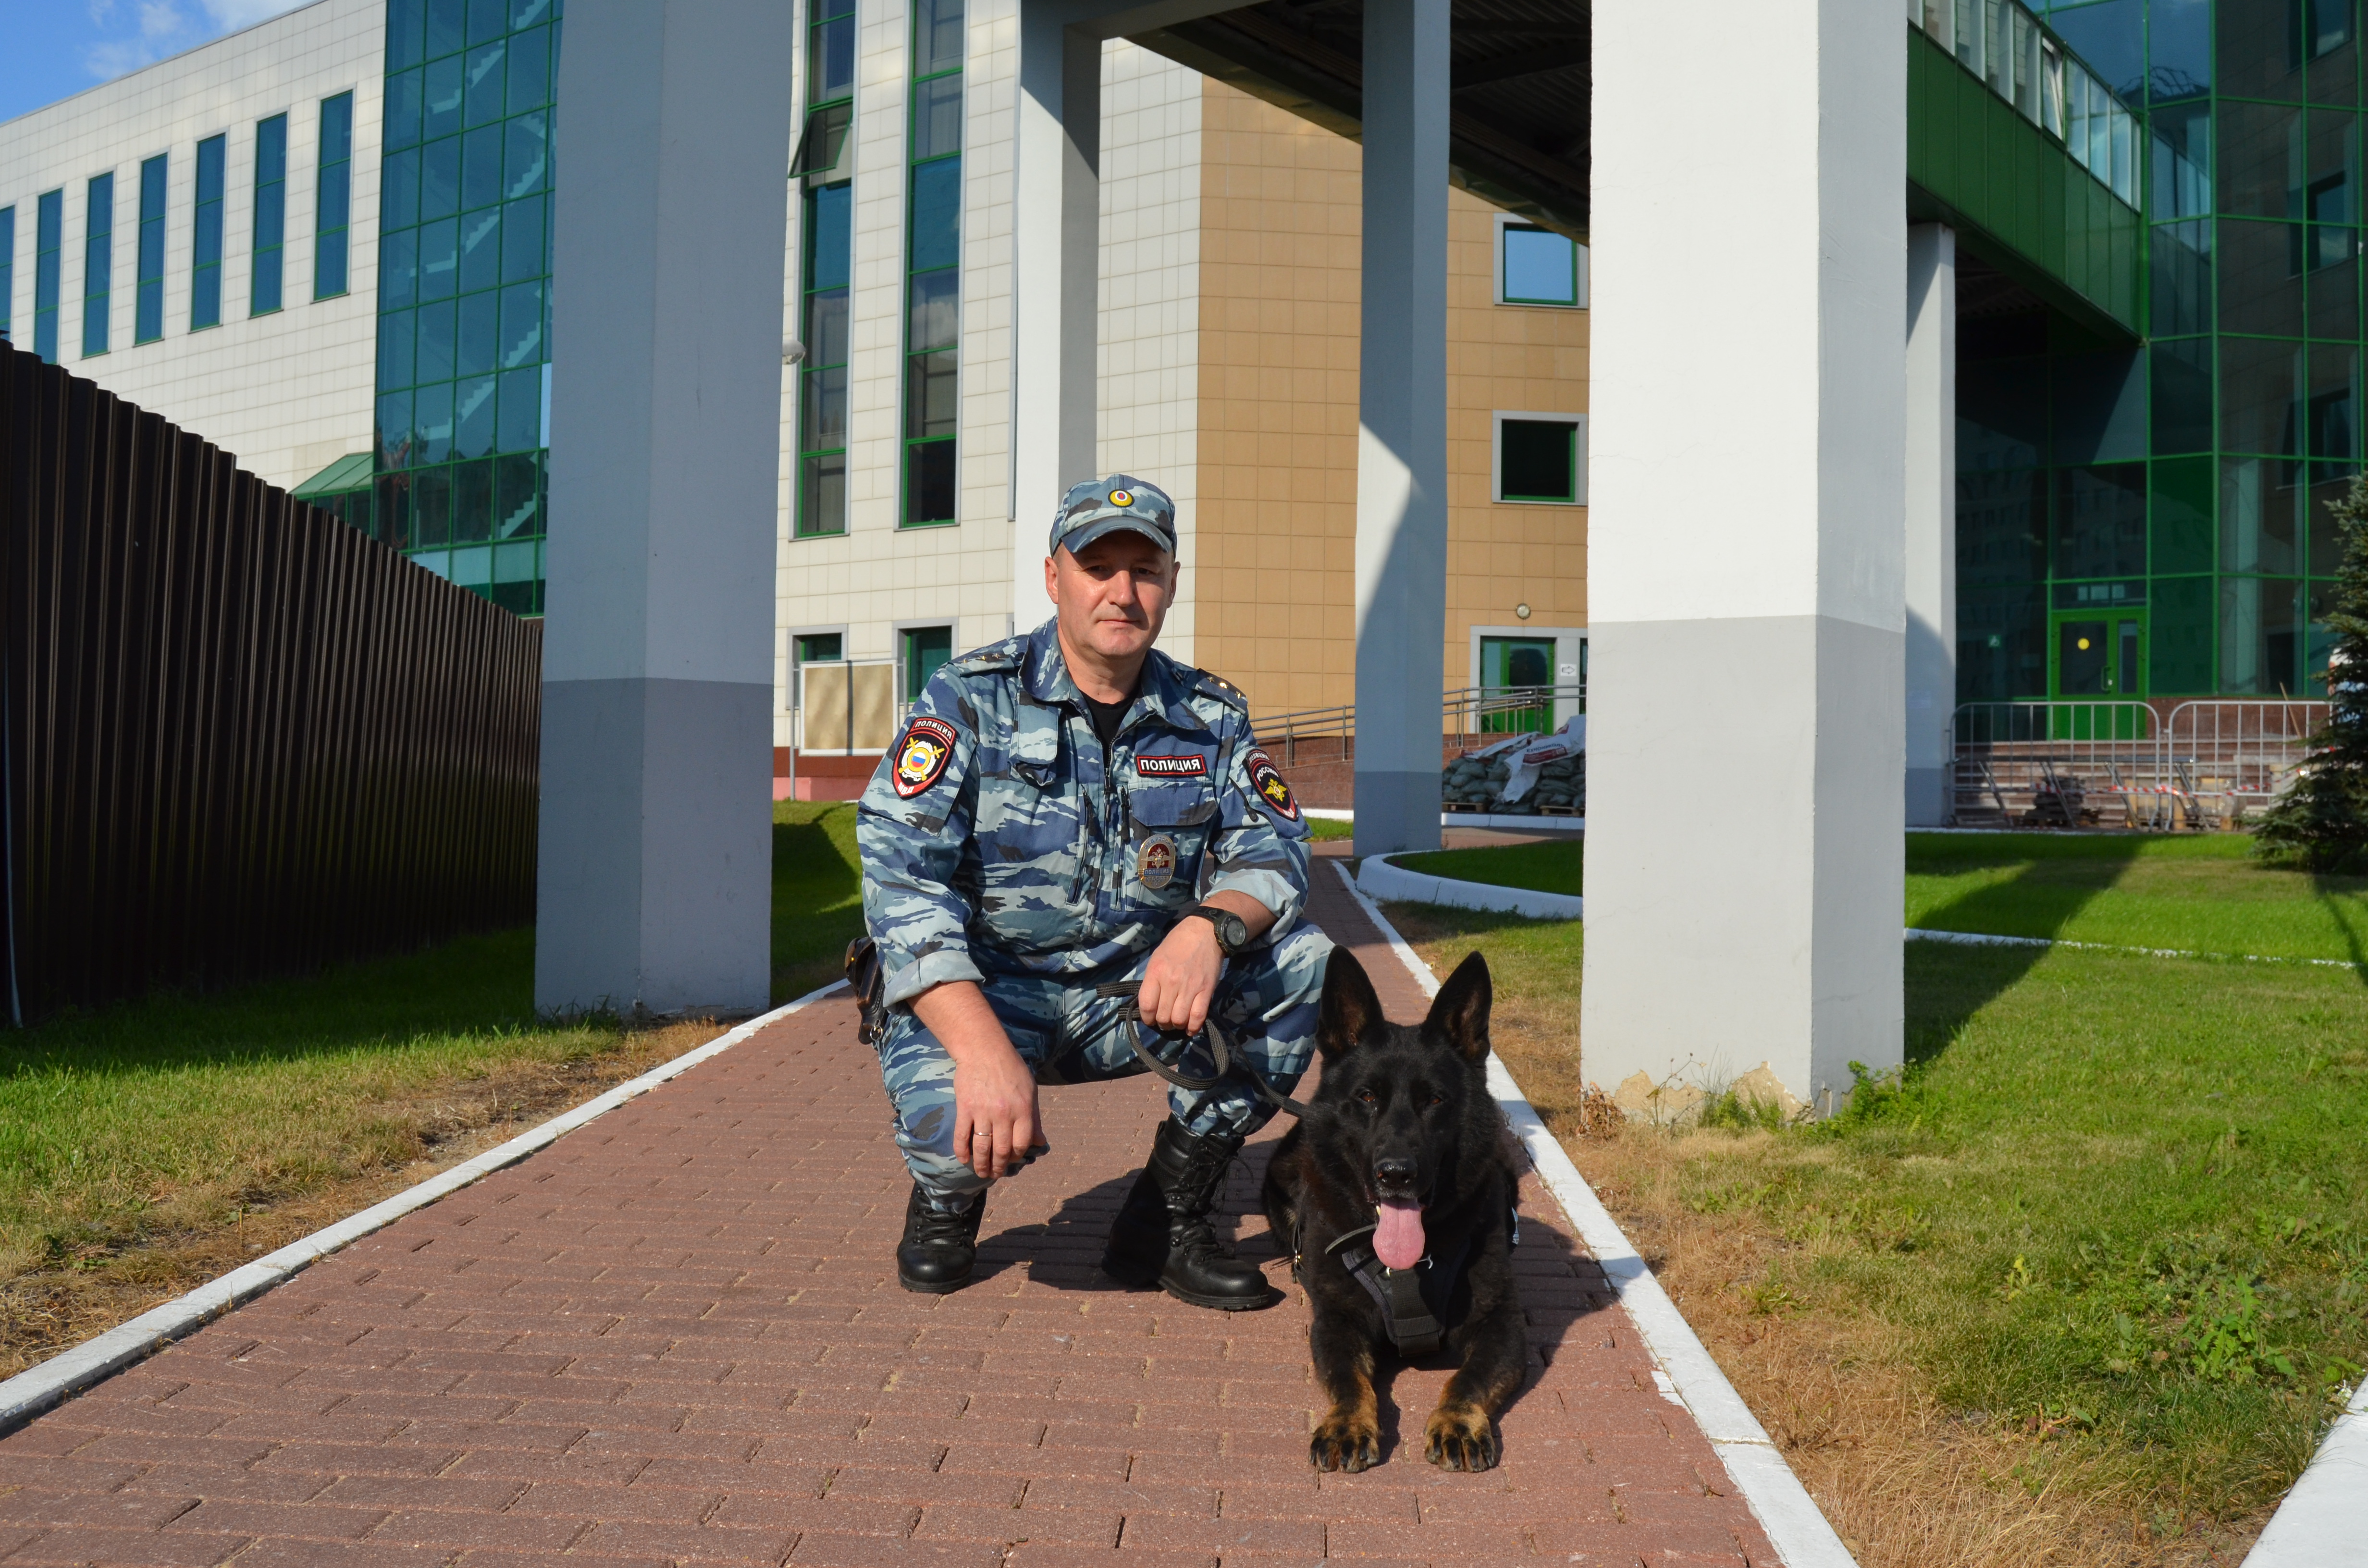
[1130,0,1590,239]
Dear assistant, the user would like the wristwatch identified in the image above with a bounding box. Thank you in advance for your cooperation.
[1182,903,1251,956]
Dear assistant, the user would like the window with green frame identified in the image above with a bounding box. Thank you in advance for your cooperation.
[903,0,962,527]
[83,172,113,357]
[902,625,953,704]
[797,183,852,537]
[316,91,354,299]
[1498,221,1582,306]
[33,190,61,362]
[191,135,225,329]
[252,113,286,315]
[1496,415,1584,503]
[135,154,166,343]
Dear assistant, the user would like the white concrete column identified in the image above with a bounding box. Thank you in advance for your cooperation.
[1581,0,1907,1111]
[1011,0,1102,628]
[1352,0,1451,856]
[1905,223,1958,825]
[536,0,795,1017]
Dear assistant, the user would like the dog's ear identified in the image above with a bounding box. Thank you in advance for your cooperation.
[1424,952,1492,1063]
[1316,946,1387,1059]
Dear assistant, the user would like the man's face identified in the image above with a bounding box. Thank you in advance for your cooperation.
[1047,531,1176,665]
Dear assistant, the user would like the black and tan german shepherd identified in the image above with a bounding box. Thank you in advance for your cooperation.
[1260,946,1528,1472]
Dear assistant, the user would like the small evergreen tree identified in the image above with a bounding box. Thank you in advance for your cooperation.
[2253,473,2368,871]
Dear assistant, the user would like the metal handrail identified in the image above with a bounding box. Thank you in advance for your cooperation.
[1253,683,1586,768]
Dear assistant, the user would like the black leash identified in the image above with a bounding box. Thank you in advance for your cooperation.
[1088,980,1314,1120]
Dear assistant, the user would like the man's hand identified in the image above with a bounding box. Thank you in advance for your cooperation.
[912,982,1047,1181]
[1137,918,1222,1035]
[1136,892,1278,1035]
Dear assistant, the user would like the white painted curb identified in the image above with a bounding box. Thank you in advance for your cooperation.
[0,980,852,1434]
[1906,926,2356,969]
[1440,812,1585,833]
[2242,1379,2368,1565]
[1357,853,1583,920]
[1328,863,1857,1568]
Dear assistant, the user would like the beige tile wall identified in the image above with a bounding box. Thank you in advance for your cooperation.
[1192,80,1588,718]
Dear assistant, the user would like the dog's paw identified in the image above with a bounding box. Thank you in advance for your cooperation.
[1424,1401,1500,1472]
[1309,1411,1381,1472]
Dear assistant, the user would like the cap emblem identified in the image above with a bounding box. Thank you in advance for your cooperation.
[1109,489,1134,507]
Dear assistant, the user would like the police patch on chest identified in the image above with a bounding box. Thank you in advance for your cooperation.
[1246,748,1299,821]
[1135,754,1208,778]
[1138,834,1179,890]
[891,716,959,799]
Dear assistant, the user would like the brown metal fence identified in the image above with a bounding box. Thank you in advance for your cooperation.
[0,338,541,1028]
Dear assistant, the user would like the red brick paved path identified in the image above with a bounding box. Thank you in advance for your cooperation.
[0,870,1776,1567]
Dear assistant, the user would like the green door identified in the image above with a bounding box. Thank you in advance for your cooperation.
[2048,611,2146,736]
[1479,637,1556,735]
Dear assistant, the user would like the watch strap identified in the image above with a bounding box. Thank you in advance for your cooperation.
[1182,903,1248,955]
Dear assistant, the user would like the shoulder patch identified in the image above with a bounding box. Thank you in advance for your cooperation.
[952,639,1024,674]
[1245,748,1299,821]
[891,716,960,799]
[1193,669,1250,713]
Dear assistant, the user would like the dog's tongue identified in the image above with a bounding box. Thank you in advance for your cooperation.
[1373,1200,1426,1271]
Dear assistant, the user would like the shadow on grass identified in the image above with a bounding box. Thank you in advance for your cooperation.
[8,801,872,1071]
[0,929,548,1080]
[1907,834,2150,1047]
[772,802,866,1003]
[2312,877,2368,980]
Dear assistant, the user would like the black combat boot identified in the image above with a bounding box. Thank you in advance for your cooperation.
[1100,1120,1280,1310]
[897,1185,985,1294]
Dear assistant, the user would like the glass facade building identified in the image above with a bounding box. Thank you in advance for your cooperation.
[1949,0,2367,701]
[370,0,558,615]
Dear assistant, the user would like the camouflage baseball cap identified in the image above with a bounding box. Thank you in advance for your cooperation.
[1049,474,1176,558]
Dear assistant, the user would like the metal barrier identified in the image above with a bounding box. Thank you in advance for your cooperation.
[2163,701,2329,812]
[1949,698,2329,829]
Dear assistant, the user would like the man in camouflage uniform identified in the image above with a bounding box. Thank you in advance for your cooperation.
[856,475,1332,1308]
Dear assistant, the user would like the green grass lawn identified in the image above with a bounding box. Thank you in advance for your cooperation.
[772,799,865,1000]
[1384,900,2368,1530]
[1391,831,2368,964]
[1394,836,1582,894]
[1907,831,2368,963]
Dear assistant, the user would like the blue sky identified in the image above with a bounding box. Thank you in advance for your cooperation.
[0,0,313,126]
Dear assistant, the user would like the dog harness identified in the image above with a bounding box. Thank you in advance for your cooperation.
[1313,1207,1518,1358]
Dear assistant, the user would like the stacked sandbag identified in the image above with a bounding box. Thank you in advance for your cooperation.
[1443,752,1512,808]
[1439,725,1587,815]
[1529,752,1585,814]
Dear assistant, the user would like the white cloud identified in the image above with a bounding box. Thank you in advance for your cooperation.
[76,0,310,85]
[83,0,204,80]
[198,0,315,25]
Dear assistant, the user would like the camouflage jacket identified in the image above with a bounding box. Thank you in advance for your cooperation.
[856,619,1312,1008]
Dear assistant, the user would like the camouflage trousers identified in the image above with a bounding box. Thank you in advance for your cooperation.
[872,921,1335,1202]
